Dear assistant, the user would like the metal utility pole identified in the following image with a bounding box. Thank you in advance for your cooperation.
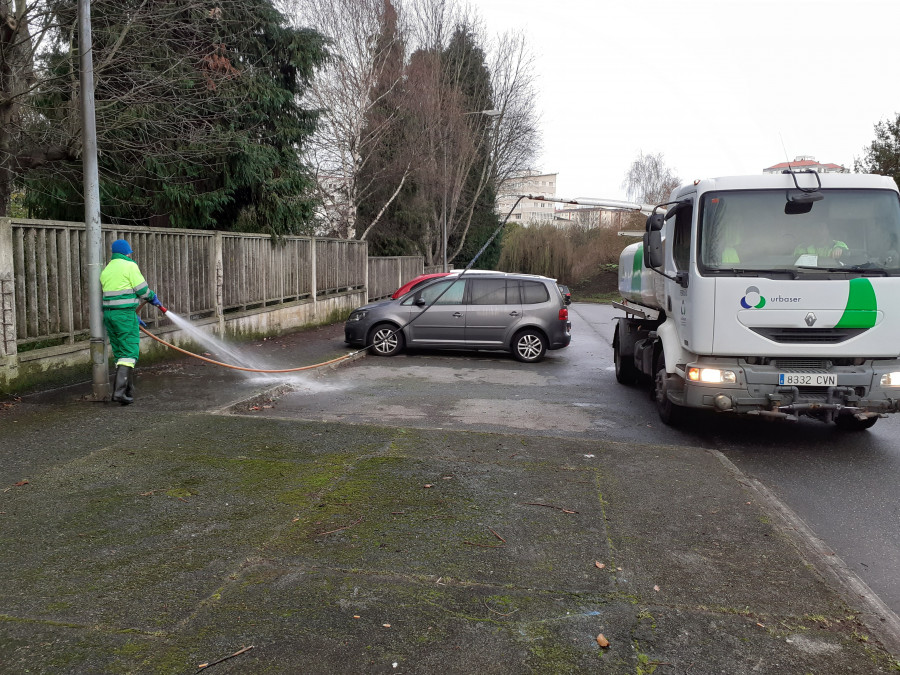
[79,0,109,400]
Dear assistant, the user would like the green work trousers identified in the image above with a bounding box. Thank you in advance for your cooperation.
[103,309,140,368]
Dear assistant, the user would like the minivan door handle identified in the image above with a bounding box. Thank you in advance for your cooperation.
[453,312,463,318]
[509,311,520,317]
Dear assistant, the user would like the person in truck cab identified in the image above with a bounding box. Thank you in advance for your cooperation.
[793,221,848,261]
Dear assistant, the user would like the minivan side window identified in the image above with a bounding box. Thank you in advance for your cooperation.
[469,279,508,305]
[521,281,549,304]
[413,279,466,305]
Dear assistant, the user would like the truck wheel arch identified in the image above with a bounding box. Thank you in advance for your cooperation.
[655,318,690,374]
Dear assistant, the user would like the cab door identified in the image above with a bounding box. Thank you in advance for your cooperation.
[406,279,468,345]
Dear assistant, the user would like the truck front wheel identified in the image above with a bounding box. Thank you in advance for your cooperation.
[654,354,685,426]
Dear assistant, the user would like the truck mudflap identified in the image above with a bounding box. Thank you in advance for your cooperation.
[672,360,900,422]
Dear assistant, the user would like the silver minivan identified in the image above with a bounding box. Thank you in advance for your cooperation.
[344,272,571,362]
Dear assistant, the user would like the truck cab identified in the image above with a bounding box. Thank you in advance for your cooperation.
[614,171,900,430]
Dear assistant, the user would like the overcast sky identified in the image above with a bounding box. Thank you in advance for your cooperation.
[477,0,898,202]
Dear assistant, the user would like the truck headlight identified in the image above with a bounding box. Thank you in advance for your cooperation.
[880,372,900,386]
[347,310,368,322]
[688,367,736,384]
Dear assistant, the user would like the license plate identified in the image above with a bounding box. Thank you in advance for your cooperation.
[779,373,837,386]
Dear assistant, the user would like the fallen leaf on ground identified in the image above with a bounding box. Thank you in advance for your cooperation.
[423,484,433,488]
[595,562,605,569]
[383,623,391,628]
[14,480,28,487]
[653,585,660,592]
[596,634,610,648]
[353,615,360,619]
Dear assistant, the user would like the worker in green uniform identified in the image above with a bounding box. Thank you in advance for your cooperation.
[794,221,848,261]
[100,239,163,404]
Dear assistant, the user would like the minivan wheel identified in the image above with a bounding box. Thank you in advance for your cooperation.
[369,324,404,357]
[512,329,547,363]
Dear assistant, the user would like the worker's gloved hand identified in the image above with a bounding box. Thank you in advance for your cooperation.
[138,317,148,328]
[149,294,163,308]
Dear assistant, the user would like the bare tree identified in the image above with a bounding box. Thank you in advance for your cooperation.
[286,0,540,260]
[447,28,540,262]
[292,0,412,239]
[0,0,61,217]
[403,4,540,265]
[623,151,681,205]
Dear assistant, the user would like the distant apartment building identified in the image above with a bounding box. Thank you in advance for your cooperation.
[763,155,849,174]
[497,171,558,224]
[554,206,628,230]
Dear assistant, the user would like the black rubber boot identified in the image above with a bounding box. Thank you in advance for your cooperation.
[124,367,135,403]
[112,365,133,405]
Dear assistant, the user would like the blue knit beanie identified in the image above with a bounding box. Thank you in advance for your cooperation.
[111,239,132,255]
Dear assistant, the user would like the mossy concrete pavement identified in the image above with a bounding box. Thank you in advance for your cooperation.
[1,325,898,673]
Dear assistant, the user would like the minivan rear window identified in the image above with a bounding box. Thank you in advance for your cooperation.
[521,281,550,304]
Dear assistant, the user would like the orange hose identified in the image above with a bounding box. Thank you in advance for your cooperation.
[139,326,361,372]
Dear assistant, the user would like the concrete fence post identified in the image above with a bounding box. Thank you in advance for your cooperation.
[212,232,224,335]
[0,219,19,385]
[310,237,317,318]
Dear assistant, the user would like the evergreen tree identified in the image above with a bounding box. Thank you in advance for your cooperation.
[855,113,900,187]
[364,25,501,266]
[442,26,501,269]
[20,0,326,234]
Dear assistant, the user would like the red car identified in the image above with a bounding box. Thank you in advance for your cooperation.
[391,273,450,299]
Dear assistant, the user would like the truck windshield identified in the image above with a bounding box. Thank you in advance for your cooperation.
[699,189,900,274]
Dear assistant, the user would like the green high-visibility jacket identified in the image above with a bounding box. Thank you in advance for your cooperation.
[100,253,156,310]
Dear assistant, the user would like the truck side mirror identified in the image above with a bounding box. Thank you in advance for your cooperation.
[643,230,663,268]
[646,213,665,231]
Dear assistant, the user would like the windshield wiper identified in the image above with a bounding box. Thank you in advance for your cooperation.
[709,268,798,279]
[794,265,893,275]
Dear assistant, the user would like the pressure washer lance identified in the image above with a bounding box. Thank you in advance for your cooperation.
[137,298,168,327]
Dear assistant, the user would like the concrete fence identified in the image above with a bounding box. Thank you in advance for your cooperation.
[0,217,426,393]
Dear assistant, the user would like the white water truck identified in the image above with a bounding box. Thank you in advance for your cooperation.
[612,170,900,429]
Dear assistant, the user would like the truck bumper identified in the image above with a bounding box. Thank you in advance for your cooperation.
[672,359,900,420]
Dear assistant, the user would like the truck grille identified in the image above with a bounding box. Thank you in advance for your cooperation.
[772,358,829,371]
[750,327,867,344]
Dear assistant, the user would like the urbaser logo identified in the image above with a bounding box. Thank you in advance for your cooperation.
[740,286,766,309]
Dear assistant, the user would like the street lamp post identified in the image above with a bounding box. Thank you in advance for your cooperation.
[442,109,501,273]
[79,0,109,401]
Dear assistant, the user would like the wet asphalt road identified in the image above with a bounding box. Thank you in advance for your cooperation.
[261,302,900,616]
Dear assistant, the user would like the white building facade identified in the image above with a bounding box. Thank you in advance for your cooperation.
[497,172,558,224]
